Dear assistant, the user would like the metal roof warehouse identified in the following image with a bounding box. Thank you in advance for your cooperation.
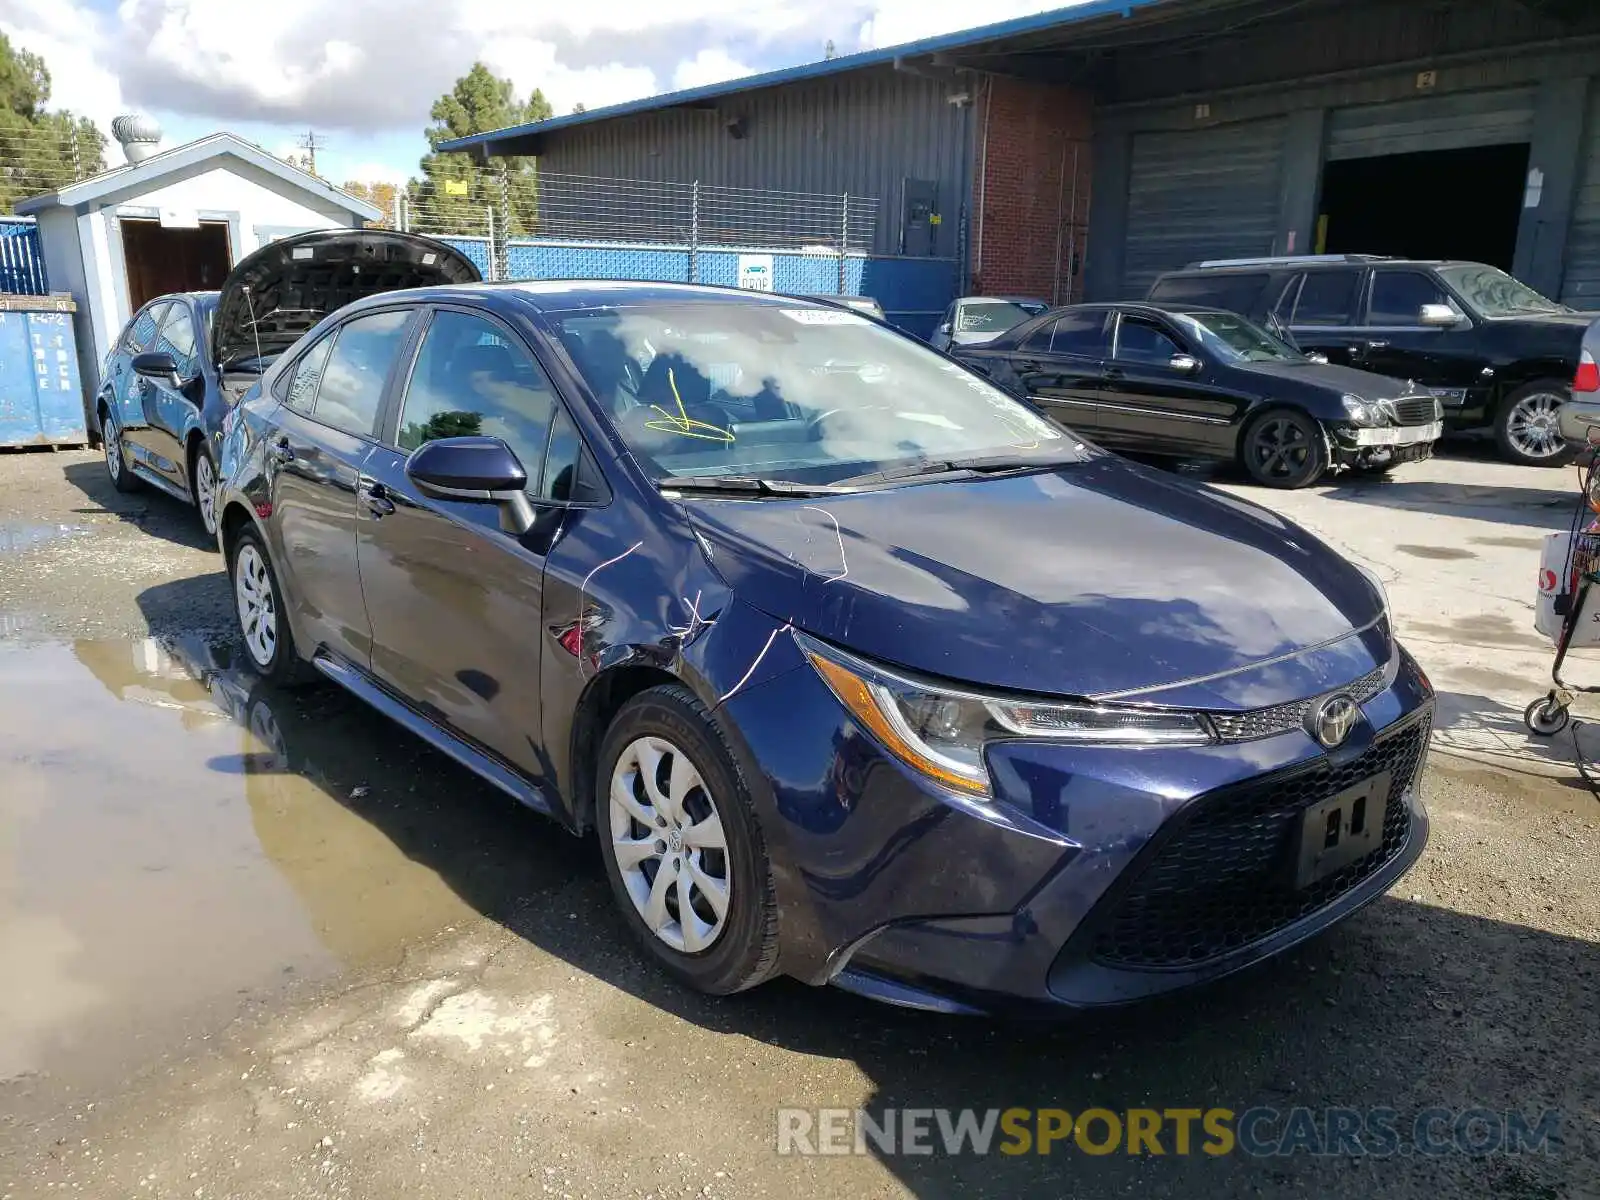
[444,0,1600,314]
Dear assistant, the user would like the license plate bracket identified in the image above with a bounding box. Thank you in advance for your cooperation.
[1294,772,1392,889]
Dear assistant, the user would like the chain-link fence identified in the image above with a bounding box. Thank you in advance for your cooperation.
[393,169,881,288]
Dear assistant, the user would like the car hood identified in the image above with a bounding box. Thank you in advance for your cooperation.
[1235,359,1420,398]
[212,230,481,367]
[685,457,1385,704]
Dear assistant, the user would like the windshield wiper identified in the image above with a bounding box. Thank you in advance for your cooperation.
[837,452,1079,486]
[657,476,852,497]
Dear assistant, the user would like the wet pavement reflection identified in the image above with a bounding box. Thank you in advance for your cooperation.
[0,633,582,1095]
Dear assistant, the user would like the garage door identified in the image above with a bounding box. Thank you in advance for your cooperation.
[1562,90,1600,307]
[1325,88,1536,161]
[1123,118,1287,297]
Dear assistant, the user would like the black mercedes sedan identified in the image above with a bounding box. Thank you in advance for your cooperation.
[955,302,1442,488]
[95,230,479,539]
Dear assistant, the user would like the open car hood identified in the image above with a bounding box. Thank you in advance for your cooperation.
[212,230,481,368]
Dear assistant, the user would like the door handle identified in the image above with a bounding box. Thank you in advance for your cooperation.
[1014,359,1043,373]
[359,480,395,517]
[267,436,295,464]
[1365,340,1389,350]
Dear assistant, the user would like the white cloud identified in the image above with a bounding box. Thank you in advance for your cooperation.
[475,38,659,116]
[672,48,755,92]
[340,161,411,188]
[858,0,1088,50]
[0,2,123,129]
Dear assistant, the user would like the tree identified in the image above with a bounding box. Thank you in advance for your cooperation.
[0,33,107,212]
[342,179,399,228]
[409,62,550,236]
[572,102,587,115]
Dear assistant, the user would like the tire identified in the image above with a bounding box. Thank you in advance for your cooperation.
[228,527,312,686]
[101,405,141,494]
[1524,696,1570,738]
[191,442,221,546]
[595,684,779,994]
[1495,381,1574,467]
[1242,408,1328,489]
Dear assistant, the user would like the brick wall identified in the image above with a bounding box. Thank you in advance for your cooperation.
[971,76,1094,303]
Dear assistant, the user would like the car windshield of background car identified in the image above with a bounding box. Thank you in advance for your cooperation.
[1436,265,1571,317]
[554,303,1082,486]
[957,302,1043,334]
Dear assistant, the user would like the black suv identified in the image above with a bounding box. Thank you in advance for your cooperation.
[1149,255,1598,465]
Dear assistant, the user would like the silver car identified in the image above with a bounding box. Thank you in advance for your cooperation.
[930,296,1049,352]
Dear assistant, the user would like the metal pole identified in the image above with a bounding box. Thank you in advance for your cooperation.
[1067,142,1081,302]
[689,181,700,284]
[1052,144,1067,306]
[838,193,850,295]
[486,205,497,281]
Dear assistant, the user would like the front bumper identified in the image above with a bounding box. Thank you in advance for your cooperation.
[1329,420,1440,470]
[726,643,1434,1015]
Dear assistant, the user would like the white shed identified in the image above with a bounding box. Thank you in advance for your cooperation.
[16,132,382,415]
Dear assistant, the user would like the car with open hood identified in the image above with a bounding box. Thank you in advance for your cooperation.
[212,281,1433,1014]
[95,229,479,538]
[953,301,1443,488]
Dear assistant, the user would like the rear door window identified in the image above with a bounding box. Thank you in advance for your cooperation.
[1024,310,1109,357]
[1290,270,1361,327]
[1367,271,1452,325]
[155,305,200,380]
[310,309,414,438]
[1148,273,1269,315]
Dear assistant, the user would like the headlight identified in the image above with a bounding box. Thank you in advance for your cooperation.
[799,635,1215,798]
[1341,394,1380,426]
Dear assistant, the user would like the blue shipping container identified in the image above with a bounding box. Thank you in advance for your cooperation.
[0,295,87,448]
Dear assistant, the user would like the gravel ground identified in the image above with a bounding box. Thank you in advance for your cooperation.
[0,448,1597,1198]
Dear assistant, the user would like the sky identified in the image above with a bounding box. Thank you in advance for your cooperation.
[0,0,1085,192]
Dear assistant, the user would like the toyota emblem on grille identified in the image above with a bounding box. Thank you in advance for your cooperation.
[1307,694,1361,749]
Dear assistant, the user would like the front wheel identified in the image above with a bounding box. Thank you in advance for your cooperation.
[1242,409,1328,489]
[192,444,220,544]
[1496,382,1573,466]
[102,407,141,494]
[595,685,779,994]
[229,528,311,686]
[1524,696,1570,737]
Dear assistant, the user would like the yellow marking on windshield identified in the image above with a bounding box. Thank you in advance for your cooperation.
[646,367,736,444]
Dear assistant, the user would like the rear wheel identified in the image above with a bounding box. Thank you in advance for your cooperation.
[1242,409,1328,489]
[595,685,779,994]
[1495,382,1573,466]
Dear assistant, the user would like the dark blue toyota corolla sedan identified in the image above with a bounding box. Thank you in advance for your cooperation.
[214,277,1433,1014]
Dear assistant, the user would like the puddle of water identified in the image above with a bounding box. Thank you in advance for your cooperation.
[0,521,92,556]
[0,634,568,1096]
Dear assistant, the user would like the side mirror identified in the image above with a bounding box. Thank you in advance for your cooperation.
[1169,353,1201,373]
[405,436,536,536]
[1419,303,1458,328]
[938,322,953,335]
[132,350,182,388]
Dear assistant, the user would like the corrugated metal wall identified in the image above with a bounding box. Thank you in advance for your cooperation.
[1122,119,1288,296]
[533,66,971,258]
[1326,88,1537,161]
[1564,90,1600,307]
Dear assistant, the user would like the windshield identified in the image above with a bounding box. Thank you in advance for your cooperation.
[553,302,1080,485]
[1436,264,1570,317]
[1172,310,1302,363]
[955,301,1046,335]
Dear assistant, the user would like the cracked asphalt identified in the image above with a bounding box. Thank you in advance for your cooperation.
[1,447,1597,1199]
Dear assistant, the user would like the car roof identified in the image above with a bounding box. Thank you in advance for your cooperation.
[329,279,854,316]
[1050,301,1232,319]
[1163,256,1478,276]
[958,295,1048,305]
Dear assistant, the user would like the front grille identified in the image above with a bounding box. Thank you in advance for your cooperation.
[1392,396,1441,425]
[1086,715,1429,969]
[1207,666,1386,743]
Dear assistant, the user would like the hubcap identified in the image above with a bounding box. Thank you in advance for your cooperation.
[609,736,731,953]
[196,453,217,535]
[234,544,278,668]
[1506,392,1565,460]
[1250,416,1313,481]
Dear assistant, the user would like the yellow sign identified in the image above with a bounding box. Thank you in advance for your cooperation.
[444,179,470,197]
